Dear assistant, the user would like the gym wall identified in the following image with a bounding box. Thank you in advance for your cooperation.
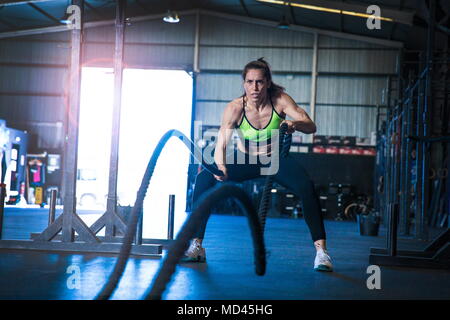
[0,11,399,154]
[0,32,69,152]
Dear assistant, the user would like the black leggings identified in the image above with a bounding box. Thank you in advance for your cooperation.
[191,151,326,242]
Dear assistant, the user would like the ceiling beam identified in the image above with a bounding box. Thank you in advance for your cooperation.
[257,0,415,26]
[0,10,191,39]
[239,0,251,17]
[0,8,404,47]
[27,2,61,24]
[415,2,450,36]
[0,17,16,29]
[201,9,403,47]
[289,3,297,25]
[84,1,107,19]
[0,5,17,29]
[0,0,54,6]
[0,24,67,38]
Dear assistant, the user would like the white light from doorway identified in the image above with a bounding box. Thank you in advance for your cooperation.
[118,69,192,240]
[78,67,192,240]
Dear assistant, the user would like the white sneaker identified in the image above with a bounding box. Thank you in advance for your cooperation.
[314,249,333,272]
[180,239,206,263]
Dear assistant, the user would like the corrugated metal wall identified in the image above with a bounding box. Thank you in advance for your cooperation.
[0,16,196,151]
[197,15,314,132]
[0,33,69,150]
[316,35,398,137]
[0,11,399,152]
[83,16,196,69]
[196,16,398,140]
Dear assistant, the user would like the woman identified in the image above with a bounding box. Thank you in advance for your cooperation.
[184,58,333,272]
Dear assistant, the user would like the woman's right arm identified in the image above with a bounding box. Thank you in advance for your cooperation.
[213,101,241,181]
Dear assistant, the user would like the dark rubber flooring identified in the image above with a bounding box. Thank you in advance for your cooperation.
[0,208,449,300]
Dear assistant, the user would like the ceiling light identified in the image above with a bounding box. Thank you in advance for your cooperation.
[257,0,394,23]
[163,10,180,23]
[59,17,72,25]
[277,15,290,29]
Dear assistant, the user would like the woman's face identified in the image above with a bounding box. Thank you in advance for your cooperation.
[243,68,270,104]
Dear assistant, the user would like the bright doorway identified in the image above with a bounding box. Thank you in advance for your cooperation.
[78,67,193,239]
[77,67,114,210]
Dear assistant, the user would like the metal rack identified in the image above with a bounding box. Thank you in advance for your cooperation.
[370,0,449,269]
[0,0,164,257]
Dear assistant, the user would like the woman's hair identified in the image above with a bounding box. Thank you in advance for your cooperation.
[241,57,285,97]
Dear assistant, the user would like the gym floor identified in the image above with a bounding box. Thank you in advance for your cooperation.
[0,208,449,300]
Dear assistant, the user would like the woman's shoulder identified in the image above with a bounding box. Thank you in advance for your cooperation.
[272,92,292,105]
[271,92,292,116]
[227,97,245,113]
[221,97,244,125]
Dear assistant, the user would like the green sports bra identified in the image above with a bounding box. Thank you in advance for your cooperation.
[236,96,284,142]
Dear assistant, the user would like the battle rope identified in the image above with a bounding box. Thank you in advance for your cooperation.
[144,125,291,299]
[95,130,223,300]
[96,124,292,300]
[258,123,292,232]
[143,183,265,300]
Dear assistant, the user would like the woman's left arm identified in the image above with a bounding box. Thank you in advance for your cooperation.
[279,93,316,134]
